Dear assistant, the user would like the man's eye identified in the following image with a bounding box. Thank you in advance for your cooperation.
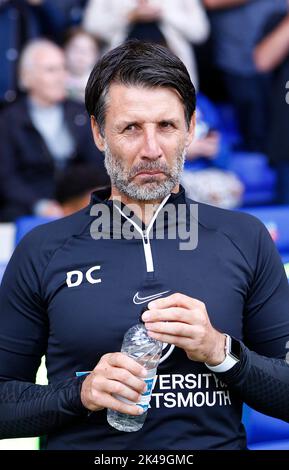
[125,124,137,132]
[160,122,173,129]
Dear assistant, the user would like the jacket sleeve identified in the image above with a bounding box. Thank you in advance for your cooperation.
[0,120,40,211]
[0,377,87,439]
[0,230,87,439]
[217,344,289,422]
[216,221,289,421]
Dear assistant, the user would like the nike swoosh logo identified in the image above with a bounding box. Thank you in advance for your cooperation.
[133,290,170,305]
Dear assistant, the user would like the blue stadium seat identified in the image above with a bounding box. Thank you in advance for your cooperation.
[215,102,242,147]
[15,216,55,245]
[228,152,277,206]
[242,205,289,261]
[243,405,289,450]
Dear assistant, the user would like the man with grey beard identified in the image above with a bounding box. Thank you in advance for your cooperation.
[104,142,186,204]
[0,41,289,451]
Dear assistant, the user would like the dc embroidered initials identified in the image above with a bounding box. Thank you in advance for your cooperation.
[66,266,101,288]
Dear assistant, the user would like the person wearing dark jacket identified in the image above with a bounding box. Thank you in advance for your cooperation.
[0,0,87,107]
[0,39,108,221]
[254,12,289,204]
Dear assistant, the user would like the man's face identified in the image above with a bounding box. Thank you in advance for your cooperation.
[92,84,195,201]
[25,45,67,105]
[65,34,98,77]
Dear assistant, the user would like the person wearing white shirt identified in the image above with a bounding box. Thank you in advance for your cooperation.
[82,0,210,88]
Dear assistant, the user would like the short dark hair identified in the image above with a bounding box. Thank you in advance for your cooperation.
[85,40,196,136]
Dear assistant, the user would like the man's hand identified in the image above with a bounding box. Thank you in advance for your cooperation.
[186,132,220,160]
[142,293,226,366]
[80,353,147,415]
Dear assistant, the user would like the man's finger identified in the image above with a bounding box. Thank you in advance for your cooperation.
[103,379,143,404]
[95,392,144,416]
[145,321,193,338]
[142,307,196,324]
[148,293,204,310]
[106,352,147,377]
[147,331,193,350]
[109,368,147,394]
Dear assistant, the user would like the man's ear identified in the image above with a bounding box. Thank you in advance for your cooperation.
[185,112,196,149]
[90,116,105,151]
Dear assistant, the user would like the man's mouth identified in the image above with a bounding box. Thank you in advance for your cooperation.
[135,170,165,177]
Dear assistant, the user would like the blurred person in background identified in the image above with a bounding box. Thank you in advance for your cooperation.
[0,0,88,108]
[0,0,39,107]
[82,0,210,88]
[0,39,108,222]
[64,27,100,102]
[181,93,244,208]
[55,164,109,216]
[203,0,288,152]
[254,12,289,205]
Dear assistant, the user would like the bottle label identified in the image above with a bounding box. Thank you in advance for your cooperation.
[115,368,157,412]
[136,368,156,412]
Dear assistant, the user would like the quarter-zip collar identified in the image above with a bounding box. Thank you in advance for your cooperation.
[89,185,191,273]
[113,192,171,272]
[90,184,187,209]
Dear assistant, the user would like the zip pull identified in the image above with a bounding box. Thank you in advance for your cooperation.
[143,230,149,244]
[113,192,170,274]
[142,234,154,272]
[142,230,154,271]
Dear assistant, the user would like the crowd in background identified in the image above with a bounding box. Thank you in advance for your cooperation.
[1,0,289,222]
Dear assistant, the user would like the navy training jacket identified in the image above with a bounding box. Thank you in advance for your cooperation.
[0,185,289,449]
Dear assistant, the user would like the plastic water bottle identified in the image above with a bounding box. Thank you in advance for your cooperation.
[107,308,163,432]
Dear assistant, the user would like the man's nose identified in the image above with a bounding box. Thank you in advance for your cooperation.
[141,127,162,160]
